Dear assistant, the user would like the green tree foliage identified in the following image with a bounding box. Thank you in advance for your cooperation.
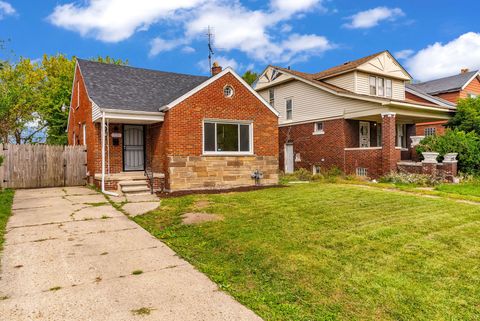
[446,97,480,135]
[417,129,480,174]
[242,70,258,86]
[0,58,45,144]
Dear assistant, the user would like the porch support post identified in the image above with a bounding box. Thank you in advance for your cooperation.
[381,112,397,175]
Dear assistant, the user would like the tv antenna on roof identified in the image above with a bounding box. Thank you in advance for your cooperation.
[206,26,215,75]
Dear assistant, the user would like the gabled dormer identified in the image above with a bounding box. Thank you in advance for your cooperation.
[318,51,411,100]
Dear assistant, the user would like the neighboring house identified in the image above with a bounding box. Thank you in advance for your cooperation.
[407,69,480,136]
[67,60,279,194]
[253,51,455,178]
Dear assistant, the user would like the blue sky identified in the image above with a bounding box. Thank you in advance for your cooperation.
[1,0,479,81]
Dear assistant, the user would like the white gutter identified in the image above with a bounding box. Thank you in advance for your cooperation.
[101,111,118,197]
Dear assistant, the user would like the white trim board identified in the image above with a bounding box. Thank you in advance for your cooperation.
[160,67,280,117]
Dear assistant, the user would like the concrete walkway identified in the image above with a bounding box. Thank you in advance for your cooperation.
[0,187,262,321]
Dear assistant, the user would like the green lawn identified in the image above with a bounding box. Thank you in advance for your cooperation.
[0,189,14,251]
[435,182,480,198]
[135,183,480,321]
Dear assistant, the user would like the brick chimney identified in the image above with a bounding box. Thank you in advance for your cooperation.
[211,61,222,76]
[461,68,469,74]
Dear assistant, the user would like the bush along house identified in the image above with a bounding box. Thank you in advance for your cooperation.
[406,69,480,137]
[67,60,279,195]
[254,51,456,179]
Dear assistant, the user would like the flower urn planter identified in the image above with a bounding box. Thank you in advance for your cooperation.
[443,153,458,162]
[422,152,439,163]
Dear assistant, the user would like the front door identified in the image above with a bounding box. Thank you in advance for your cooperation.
[285,144,294,173]
[123,125,145,171]
[359,121,370,147]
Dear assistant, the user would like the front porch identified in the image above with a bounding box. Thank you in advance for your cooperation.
[343,103,453,177]
[92,110,166,194]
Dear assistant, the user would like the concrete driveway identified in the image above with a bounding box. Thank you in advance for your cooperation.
[0,187,262,321]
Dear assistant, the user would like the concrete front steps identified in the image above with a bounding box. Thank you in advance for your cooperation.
[119,180,151,195]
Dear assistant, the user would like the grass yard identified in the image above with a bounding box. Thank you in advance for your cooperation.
[435,181,480,198]
[135,183,480,321]
[0,189,14,251]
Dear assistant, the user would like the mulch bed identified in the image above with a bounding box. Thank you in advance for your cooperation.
[157,185,287,198]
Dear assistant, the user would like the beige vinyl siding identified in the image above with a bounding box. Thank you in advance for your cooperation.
[323,71,356,92]
[259,80,382,125]
[356,72,405,100]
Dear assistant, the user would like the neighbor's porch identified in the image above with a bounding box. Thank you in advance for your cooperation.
[343,104,453,177]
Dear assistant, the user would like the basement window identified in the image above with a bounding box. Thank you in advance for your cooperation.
[313,165,321,175]
[424,127,436,137]
[356,167,368,177]
[203,121,252,155]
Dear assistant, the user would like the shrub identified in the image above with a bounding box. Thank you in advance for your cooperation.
[416,129,480,174]
[379,172,442,186]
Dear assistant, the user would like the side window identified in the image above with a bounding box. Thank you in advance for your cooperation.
[378,78,385,96]
[424,127,436,137]
[313,122,324,134]
[269,88,275,106]
[369,76,377,95]
[286,98,293,120]
[385,79,392,97]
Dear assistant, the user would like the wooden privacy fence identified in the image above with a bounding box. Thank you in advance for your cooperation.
[0,144,87,189]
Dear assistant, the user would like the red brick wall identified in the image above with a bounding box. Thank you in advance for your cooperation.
[278,119,347,173]
[415,121,447,136]
[67,65,97,177]
[160,72,279,189]
[460,76,480,99]
[406,92,433,104]
[381,113,397,174]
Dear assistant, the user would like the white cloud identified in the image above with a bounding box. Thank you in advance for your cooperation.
[48,0,206,42]
[344,7,404,29]
[149,37,185,57]
[181,46,196,54]
[197,55,239,73]
[394,49,414,60]
[0,1,15,19]
[48,0,333,65]
[405,32,480,81]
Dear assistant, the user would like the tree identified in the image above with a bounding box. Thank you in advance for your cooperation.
[0,58,45,144]
[446,97,480,135]
[242,70,258,86]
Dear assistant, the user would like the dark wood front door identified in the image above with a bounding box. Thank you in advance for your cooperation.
[123,125,145,171]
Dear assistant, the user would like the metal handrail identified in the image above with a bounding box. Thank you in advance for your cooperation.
[144,166,154,194]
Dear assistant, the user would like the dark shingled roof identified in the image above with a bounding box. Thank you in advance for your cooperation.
[410,70,479,95]
[77,59,209,112]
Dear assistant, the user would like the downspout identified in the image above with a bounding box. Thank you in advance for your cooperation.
[101,111,118,197]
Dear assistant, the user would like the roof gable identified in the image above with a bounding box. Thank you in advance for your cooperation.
[164,68,280,117]
[356,51,412,80]
[410,70,479,95]
[77,59,208,113]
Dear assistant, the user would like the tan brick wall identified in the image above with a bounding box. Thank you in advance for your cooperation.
[168,156,278,191]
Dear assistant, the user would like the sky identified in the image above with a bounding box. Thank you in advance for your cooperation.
[1,0,479,82]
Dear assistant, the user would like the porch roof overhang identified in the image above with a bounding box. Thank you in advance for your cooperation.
[92,108,165,124]
[344,101,455,123]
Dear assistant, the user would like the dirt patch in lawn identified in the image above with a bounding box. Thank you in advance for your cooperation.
[194,200,211,209]
[181,212,223,225]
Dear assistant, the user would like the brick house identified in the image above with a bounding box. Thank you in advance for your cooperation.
[253,51,455,178]
[67,60,279,194]
[407,70,480,136]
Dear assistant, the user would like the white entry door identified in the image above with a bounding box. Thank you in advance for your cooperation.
[359,122,370,147]
[123,125,145,171]
[284,144,294,173]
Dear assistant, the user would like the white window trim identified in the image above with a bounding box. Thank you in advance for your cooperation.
[82,123,87,146]
[285,98,293,121]
[313,121,325,135]
[202,119,254,156]
[369,75,392,98]
[269,88,275,106]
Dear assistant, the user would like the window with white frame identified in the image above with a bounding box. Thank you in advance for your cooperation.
[286,98,293,120]
[385,79,392,97]
[313,165,321,175]
[369,76,377,95]
[223,85,234,98]
[76,81,80,108]
[269,88,275,105]
[369,75,393,98]
[468,93,478,98]
[203,121,252,154]
[82,123,87,146]
[313,121,324,134]
[424,127,436,137]
[356,167,368,177]
[396,124,407,148]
